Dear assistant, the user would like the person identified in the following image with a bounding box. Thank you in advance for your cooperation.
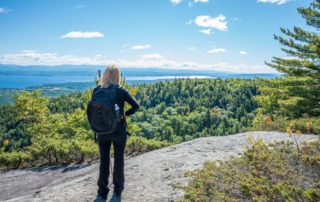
[94,65,140,201]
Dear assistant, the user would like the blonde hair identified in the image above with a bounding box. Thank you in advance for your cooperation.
[100,65,121,88]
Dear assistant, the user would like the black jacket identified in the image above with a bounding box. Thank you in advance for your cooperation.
[92,85,140,118]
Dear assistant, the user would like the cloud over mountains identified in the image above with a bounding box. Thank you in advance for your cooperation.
[0,50,276,73]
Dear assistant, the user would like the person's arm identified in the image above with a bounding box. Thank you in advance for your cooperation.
[123,88,140,117]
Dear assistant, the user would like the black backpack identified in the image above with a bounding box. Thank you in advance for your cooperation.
[87,85,121,136]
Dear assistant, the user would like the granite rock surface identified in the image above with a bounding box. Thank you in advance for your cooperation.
[1,132,317,202]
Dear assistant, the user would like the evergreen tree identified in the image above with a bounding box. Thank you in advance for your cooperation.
[258,0,320,117]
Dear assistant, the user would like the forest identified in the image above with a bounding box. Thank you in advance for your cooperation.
[1,67,320,154]
[1,67,319,172]
[131,78,261,141]
[0,78,262,152]
[0,92,86,152]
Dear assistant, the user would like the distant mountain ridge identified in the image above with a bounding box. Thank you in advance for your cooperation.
[0,64,280,77]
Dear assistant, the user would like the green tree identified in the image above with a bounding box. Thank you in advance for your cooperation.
[164,126,173,141]
[257,0,320,117]
[206,109,211,129]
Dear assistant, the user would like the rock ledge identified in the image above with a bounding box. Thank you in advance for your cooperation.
[1,132,317,202]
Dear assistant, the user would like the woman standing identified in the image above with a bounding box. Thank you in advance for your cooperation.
[94,65,140,201]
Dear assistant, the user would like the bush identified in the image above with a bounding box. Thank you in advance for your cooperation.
[175,136,320,202]
[0,135,172,170]
[125,136,173,155]
[0,138,99,170]
[245,116,320,135]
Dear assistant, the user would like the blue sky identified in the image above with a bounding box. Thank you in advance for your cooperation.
[0,0,314,73]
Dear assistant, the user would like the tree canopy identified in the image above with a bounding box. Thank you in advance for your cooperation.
[257,0,320,118]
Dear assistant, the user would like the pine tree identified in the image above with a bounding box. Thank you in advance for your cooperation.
[206,109,211,128]
[257,0,320,117]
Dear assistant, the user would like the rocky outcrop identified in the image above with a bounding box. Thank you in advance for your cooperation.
[1,132,317,202]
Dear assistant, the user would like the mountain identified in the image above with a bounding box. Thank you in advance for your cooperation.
[0,64,280,78]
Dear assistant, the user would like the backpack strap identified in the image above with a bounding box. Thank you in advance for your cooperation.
[109,84,131,136]
[110,84,118,104]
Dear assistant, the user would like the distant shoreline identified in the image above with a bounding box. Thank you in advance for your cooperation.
[0,74,280,89]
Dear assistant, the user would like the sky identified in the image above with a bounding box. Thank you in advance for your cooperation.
[0,0,315,73]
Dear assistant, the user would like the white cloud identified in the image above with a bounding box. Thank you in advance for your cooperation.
[171,0,183,5]
[189,2,193,8]
[188,47,198,51]
[140,54,163,59]
[240,51,247,55]
[94,56,102,60]
[167,51,171,54]
[120,50,123,52]
[195,15,228,31]
[284,56,304,61]
[61,31,104,38]
[0,7,11,14]
[199,29,213,35]
[131,45,151,49]
[195,0,209,2]
[186,20,193,25]
[208,48,226,53]
[0,50,277,73]
[257,0,292,5]
[77,5,84,8]
[123,44,130,47]
[233,18,242,22]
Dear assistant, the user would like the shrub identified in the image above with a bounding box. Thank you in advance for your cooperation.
[245,116,320,135]
[175,136,320,202]
[0,138,99,170]
[0,135,172,170]
[125,136,173,155]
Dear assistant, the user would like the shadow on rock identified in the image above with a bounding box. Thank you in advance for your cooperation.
[62,162,96,173]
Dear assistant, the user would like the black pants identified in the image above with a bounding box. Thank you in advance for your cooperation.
[97,120,127,198]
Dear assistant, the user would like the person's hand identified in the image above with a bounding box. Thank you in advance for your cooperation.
[122,114,128,120]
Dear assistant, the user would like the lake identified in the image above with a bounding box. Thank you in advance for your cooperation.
[0,75,217,89]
